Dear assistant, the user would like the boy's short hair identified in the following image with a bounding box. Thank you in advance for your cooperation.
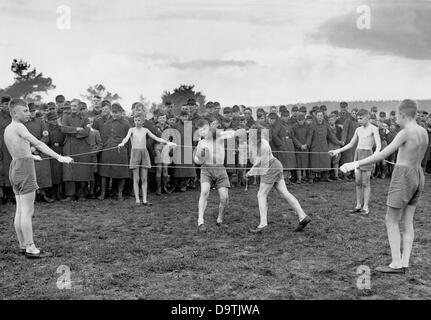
[340,101,348,108]
[291,106,299,112]
[55,95,65,103]
[196,119,209,128]
[320,105,327,111]
[9,98,27,112]
[379,111,386,117]
[205,102,214,108]
[357,109,369,117]
[299,106,307,113]
[390,110,396,116]
[398,99,417,119]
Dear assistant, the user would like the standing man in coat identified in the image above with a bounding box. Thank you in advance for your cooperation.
[306,110,342,182]
[97,103,131,200]
[340,103,358,179]
[61,99,94,201]
[292,114,310,184]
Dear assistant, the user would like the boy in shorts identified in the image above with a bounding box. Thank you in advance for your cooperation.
[118,114,176,205]
[194,119,241,231]
[4,99,73,259]
[246,126,311,233]
[341,100,428,273]
[329,109,381,215]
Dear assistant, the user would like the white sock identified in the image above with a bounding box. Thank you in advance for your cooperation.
[198,219,204,226]
[26,244,40,254]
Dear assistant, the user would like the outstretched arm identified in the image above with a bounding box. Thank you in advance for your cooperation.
[147,129,176,146]
[19,124,73,163]
[118,128,133,147]
[329,129,358,156]
[247,140,271,176]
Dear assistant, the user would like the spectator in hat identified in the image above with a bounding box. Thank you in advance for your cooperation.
[273,111,297,182]
[292,113,311,183]
[46,110,65,200]
[98,103,131,200]
[307,110,342,182]
[173,110,196,192]
[243,107,255,129]
[61,99,94,201]
[299,106,307,117]
[91,95,102,114]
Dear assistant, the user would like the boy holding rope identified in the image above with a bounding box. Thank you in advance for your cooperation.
[329,109,381,215]
[118,114,176,206]
[4,99,73,258]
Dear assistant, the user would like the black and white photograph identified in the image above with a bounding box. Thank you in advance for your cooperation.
[0,0,430,305]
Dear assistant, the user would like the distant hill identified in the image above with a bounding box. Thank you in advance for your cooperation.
[251,99,431,114]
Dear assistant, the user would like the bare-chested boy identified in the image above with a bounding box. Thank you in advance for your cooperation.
[118,114,176,205]
[4,99,73,259]
[194,119,240,232]
[340,100,428,273]
[329,109,381,215]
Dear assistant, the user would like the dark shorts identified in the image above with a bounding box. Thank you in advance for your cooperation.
[130,149,151,169]
[9,157,39,195]
[261,158,284,184]
[387,165,425,209]
[354,149,374,171]
[200,165,230,189]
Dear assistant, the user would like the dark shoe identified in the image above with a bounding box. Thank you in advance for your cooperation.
[294,216,311,232]
[198,224,207,232]
[375,265,405,274]
[98,193,105,201]
[25,250,53,259]
[142,202,152,206]
[250,225,267,233]
[61,197,73,202]
[156,187,162,196]
[19,248,26,255]
[348,208,362,214]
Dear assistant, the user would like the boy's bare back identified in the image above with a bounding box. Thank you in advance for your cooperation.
[396,124,428,168]
[4,122,33,159]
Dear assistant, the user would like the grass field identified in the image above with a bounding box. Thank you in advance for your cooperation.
[1,177,430,300]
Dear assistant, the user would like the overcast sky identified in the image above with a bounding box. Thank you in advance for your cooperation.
[1,0,430,109]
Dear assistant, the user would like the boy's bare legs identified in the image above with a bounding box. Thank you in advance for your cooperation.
[362,171,372,212]
[256,183,272,227]
[198,182,211,227]
[385,207,403,268]
[216,187,229,224]
[132,169,140,203]
[354,169,363,210]
[14,195,25,250]
[401,205,416,268]
[274,180,307,221]
[141,168,149,204]
[20,192,39,253]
